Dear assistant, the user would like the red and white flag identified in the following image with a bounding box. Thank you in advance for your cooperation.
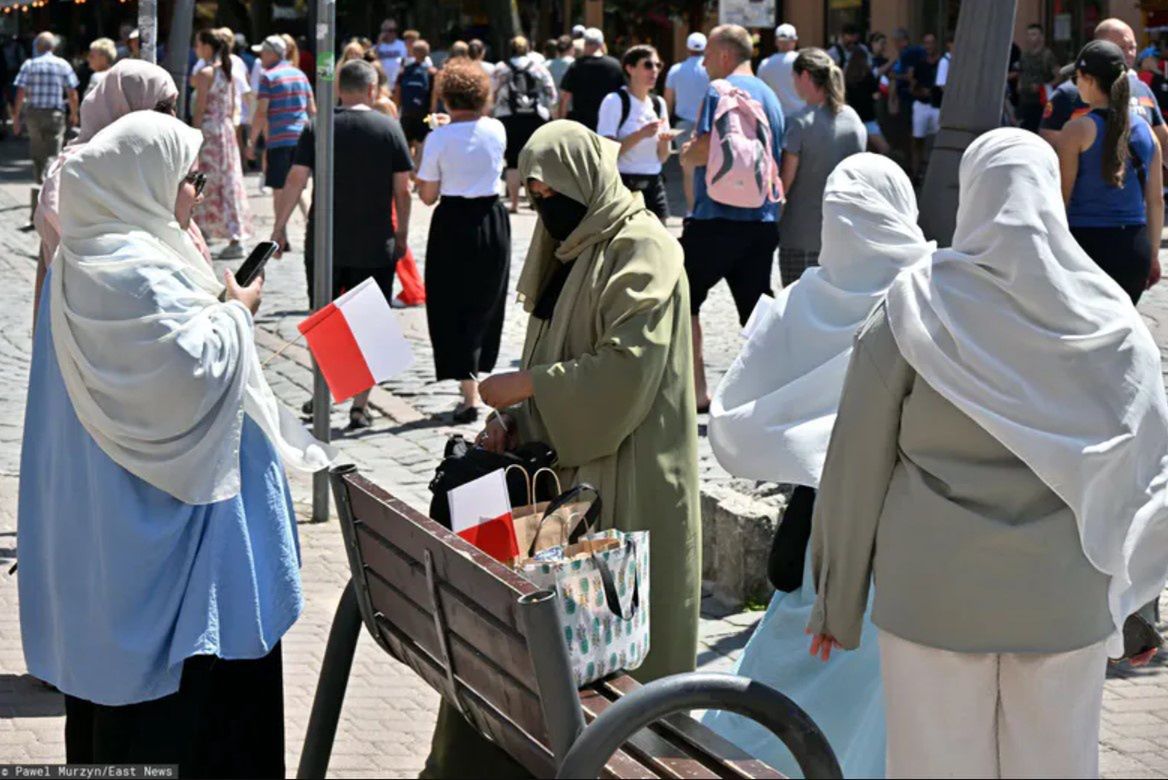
[298,277,414,402]
[447,469,520,562]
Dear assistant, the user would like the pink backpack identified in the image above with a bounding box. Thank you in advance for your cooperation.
[705,79,784,209]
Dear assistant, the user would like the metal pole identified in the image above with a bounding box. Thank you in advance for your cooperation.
[164,0,196,120]
[138,0,157,64]
[312,0,336,523]
[917,0,1017,244]
[516,590,586,768]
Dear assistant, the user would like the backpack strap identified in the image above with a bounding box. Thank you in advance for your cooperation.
[618,86,632,129]
[653,93,667,120]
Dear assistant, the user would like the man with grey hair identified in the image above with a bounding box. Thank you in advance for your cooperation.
[12,32,79,183]
[680,23,784,411]
[556,26,623,128]
[271,59,413,429]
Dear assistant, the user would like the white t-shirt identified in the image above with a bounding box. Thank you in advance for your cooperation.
[757,50,804,118]
[417,117,506,197]
[375,39,409,87]
[596,89,665,175]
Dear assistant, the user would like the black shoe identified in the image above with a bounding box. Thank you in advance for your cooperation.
[452,403,479,424]
[347,406,372,430]
[301,399,313,415]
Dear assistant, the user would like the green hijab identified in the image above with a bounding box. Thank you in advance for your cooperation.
[516,120,650,312]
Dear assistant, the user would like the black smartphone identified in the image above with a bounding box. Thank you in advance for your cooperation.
[234,240,279,287]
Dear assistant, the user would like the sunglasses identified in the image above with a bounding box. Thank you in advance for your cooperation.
[641,60,663,71]
[185,171,207,197]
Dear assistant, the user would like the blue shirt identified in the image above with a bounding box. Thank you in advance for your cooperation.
[893,45,925,100]
[1067,109,1155,228]
[19,278,304,705]
[692,74,785,222]
[665,56,710,123]
[258,61,313,148]
[1042,72,1165,132]
[13,52,78,110]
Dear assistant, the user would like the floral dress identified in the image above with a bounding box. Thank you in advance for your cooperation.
[195,68,252,242]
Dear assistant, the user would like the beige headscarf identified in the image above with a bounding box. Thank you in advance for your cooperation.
[516,120,650,311]
[36,60,181,263]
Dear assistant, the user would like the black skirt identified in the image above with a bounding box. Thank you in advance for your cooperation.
[64,644,285,779]
[425,196,511,381]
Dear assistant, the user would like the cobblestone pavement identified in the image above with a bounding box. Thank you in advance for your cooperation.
[1,141,1168,776]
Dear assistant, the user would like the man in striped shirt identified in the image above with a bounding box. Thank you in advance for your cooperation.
[247,35,315,218]
[13,32,78,183]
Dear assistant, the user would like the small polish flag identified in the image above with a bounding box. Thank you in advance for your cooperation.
[447,470,520,562]
[297,277,414,402]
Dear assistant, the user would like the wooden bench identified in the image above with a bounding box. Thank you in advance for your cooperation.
[297,465,841,779]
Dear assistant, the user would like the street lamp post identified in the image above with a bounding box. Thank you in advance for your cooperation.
[311,0,336,523]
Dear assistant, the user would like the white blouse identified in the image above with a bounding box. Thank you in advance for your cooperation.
[417,117,506,198]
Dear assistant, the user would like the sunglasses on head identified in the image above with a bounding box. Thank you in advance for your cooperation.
[185,171,207,197]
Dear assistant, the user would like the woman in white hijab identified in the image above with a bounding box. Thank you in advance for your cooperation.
[701,153,932,779]
[808,128,1168,777]
[19,111,331,775]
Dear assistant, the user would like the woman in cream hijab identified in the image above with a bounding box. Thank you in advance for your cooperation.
[703,153,932,779]
[19,111,330,775]
[809,129,1168,777]
[32,59,211,321]
[423,120,700,777]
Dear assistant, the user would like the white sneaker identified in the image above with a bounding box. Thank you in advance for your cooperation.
[217,243,245,260]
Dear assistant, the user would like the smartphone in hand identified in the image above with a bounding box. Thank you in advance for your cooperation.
[235,241,280,287]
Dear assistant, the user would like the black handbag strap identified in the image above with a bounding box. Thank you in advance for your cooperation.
[594,534,640,621]
[526,482,601,558]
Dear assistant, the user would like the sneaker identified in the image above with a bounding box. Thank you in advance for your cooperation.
[452,403,479,425]
[218,242,245,260]
[347,406,373,430]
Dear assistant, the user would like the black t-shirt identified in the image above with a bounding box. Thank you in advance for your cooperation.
[912,55,941,103]
[560,54,626,130]
[295,107,414,268]
[846,72,878,122]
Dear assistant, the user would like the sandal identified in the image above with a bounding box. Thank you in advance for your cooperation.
[348,406,373,430]
[452,403,479,425]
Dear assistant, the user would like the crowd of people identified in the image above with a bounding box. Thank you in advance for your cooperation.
[12,10,1168,780]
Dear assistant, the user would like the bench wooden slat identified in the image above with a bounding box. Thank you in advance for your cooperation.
[354,522,538,684]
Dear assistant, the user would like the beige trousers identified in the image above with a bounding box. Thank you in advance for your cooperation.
[879,630,1108,779]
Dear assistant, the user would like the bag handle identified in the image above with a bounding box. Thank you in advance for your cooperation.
[526,482,602,558]
[593,535,640,621]
[531,467,563,501]
[504,463,534,506]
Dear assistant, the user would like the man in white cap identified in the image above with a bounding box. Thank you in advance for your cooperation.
[666,31,710,213]
[557,27,624,130]
[248,35,316,219]
[757,23,805,118]
[571,23,587,55]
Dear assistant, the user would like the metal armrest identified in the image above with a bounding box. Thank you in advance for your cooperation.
[555,672,842,779]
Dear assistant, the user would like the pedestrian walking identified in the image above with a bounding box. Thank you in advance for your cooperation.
[416,60,509,424]
[679,24,784,411]
[888,27,924,168]
[13,32,79,183]
[596,44,673,220]
[664,32,710,214]
[247,35,315,233]
[827,23,870,67]
[545,34,574,94]
[20,110,330,777]
[394,39,437,170]
[808,128,1168,778]
[703,154,933,779]
[1057,40,1163,304]
[909,32,944,179]
[778,49,866,287]
[757,24,803,119]
[431,119,700,778]
[1016,23,1060,132]
[556,27,624,130]
[492,35,556,213]
[468,38,494,80]
[84,38,116,97]
[33,60,184,322]
[192,29,252,259]
[270,59,414,430]
[844,47,890,155]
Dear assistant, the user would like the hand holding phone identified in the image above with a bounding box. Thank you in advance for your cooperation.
[234,241,279,287]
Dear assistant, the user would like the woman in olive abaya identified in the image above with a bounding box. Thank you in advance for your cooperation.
[421,120,701,778]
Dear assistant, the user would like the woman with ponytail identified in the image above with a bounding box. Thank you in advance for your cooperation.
[778,48,866,286]
[1058,39,1163,303]
[192,29,253,259]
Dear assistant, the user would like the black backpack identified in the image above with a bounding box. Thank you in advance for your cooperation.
[507,61,542,115]
[428,435,558,528]
[617,86,667,129]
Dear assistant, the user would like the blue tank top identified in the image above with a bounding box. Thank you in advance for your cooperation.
[1067,109,1154,228]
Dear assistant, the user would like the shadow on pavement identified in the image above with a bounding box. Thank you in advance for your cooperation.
[0,674,65,718]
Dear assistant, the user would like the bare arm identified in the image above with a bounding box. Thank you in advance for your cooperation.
[663,86,676,117]
[679,131,709,167]
[1056,118,1088,206]
[66,88,79,126]
[1146,134,1164,287]
[1040,127,1062,147]
[270,164,310,255]
[248,97,269,152]
[781,151,799,197]
[1155,124,1168,171]
[307,92,317,118]
[12,87,23,134]
[393,171,411,251]
[191,68,212,128]
[417,178,440,206]
[557,89,571,119]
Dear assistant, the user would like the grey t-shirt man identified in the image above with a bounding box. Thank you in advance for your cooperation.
[781,104,867,253]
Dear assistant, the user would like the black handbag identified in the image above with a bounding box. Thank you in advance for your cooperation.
[767,485,817,593]
[427,435,558,528]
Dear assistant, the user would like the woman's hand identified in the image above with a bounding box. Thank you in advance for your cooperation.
[223,270,263,315]
[476,413,516,453]
[807,629,844,662]
[1150,255,1163,289]
[479,371,535,410]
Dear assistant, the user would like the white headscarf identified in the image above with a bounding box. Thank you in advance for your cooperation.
[50,111,333,505]
[709,153,933,486]
[886,128,1168,649]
